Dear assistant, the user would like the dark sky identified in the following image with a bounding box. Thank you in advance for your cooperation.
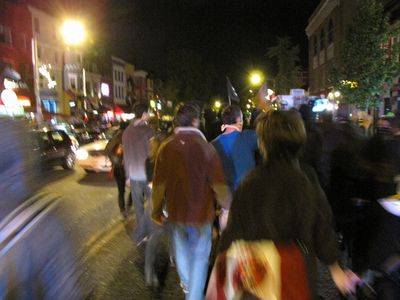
[103,0,321,91]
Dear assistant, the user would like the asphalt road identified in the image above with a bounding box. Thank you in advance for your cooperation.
[41,166,340,300]
[41,166,184,299]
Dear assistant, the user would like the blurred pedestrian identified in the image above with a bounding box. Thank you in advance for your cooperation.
[122,103,155,243]
[0,117,81,299]
[211,105,257,194]
[207,110,359,299]
[151,103,231,299]
[105,121,132,218]
[211,105,257,231]
[141,134,168,288]
[203,108,222,142]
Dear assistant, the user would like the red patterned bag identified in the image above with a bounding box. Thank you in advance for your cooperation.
[206,240,310,300]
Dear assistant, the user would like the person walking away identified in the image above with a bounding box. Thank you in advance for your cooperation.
[122,103,155,243]
[211,105,257,230]
[211,105,257,193]
[139,133,167,287]
[0,117,82,299]
[151,103,231,300]
[207,110,360,299]
[105,121,132,218]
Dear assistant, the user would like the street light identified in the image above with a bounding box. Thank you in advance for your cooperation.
[249,71,264,86]
[214,100,221,110]
[61,19,87,115]
[61,20,86,46]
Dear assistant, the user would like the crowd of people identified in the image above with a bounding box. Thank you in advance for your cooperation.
[2,99,400,299]
[107,101,400,299]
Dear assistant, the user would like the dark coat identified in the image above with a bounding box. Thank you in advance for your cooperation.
[218,159,339,293]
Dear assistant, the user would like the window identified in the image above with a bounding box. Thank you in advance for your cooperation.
[313,36,318,56]
[0,25,12,45]
[34,17,40,33]
[121,72,124,82]
[42,100,57,113]
[114,70,117,81]
[68,74,77,90]
[328,19,334,45]
[320,30,325,50]
[121,87,124,98]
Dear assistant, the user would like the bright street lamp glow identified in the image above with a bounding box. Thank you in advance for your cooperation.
[334,91,341,98]
[214,100,221,109]
[61,20,86,45]
[249,71,264,86]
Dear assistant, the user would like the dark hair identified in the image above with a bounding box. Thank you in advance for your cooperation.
[174,103,200,127]
[256,110,306,161]
[221,105,242,125]
[133,103,149,118]
[120,121,129,130]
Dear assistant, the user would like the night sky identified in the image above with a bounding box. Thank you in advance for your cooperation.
[102,0,321,92]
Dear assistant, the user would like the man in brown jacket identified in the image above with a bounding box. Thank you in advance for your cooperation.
[152,103,231,300]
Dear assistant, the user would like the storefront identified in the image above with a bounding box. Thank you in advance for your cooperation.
[0,68,34,117]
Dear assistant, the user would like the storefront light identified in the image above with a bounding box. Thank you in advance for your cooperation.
[101,83,110,97]
[1,89,18,107]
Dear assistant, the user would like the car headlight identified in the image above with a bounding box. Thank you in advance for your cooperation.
[76,149,89,160]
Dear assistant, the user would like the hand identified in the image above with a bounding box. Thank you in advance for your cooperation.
[125,179,131,188]
[329,263,361,295]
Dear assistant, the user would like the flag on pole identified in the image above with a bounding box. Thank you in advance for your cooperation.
[226,77,240,103]
[256,83,271,111]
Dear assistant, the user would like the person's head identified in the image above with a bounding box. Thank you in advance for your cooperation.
[298,104,312,122]
[174,103,201,128]
[119,121,129,130]
[133,103,149,121]
[221,105,243,130]
[256,110,306,162]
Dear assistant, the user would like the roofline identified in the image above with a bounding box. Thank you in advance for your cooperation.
[306,0,340,37]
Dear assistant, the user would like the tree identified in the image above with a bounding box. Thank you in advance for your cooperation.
[267,37,302,94]
[330,0,400,110]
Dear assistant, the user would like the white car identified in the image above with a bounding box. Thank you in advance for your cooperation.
[75,139,112,173]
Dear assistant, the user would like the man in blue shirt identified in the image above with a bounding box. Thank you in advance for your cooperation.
[211,105,258,193]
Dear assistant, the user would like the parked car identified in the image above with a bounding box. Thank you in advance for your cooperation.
[75,126,119,173]
[34,130,76,170]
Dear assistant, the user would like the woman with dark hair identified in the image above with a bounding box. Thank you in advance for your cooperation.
[207,110,359,299]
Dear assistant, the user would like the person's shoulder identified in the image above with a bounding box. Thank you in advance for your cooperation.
[241,129,256,139]
[210,134,223,145]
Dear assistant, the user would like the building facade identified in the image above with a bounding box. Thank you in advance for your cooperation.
[112,56,127,107]
[306,0,400,108]
[29,5,64,115]
[133,70,154,103]
[306,0,358,96]
[0,0,35,116]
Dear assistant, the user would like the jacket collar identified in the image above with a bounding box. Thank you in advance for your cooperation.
[174,127,207,141]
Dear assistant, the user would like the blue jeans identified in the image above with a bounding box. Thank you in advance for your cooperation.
[170,223,212,300]
[130,180,150,242]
